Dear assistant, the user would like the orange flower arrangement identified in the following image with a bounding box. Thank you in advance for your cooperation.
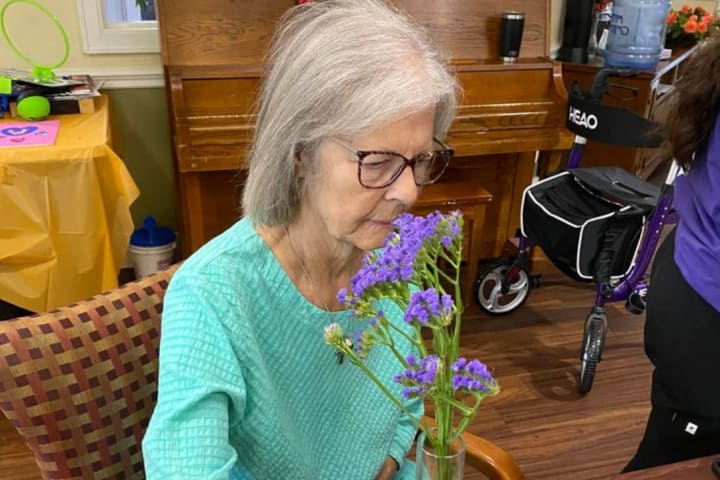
[666,4,719,46]
[593,0,613,15]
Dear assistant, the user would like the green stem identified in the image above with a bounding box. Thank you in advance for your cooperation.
[436,267,457,285]
[381,298,429,359]
[385,340,409,367]
[438,250,461,270]
[384,321,422,352]
[451,249,464,353]
[440,396,474,417]
[450,417,471,442]
[449,396,482,441]
[433,327,448,358]
[348,356,428,436]
[415,328,429,358]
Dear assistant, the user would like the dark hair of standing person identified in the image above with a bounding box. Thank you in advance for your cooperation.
[663,34,720,171]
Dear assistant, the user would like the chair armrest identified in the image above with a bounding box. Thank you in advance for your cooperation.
[462,429,525,480]
[421,416,525,480]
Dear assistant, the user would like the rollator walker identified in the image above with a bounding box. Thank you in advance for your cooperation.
[474,68,680,393]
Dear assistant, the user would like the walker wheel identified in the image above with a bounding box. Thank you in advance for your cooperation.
[625,291,646,315]
[579,316,605,394]
[475,262,530,315]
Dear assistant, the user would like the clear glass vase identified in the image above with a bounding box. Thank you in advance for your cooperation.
[415,431,466,480]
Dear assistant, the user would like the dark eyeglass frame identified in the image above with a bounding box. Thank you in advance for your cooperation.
[330,137,455,189]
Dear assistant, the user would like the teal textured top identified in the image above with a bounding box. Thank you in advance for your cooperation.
[143,218,423,480]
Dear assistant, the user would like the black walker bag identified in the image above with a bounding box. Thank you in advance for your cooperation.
[520,167,659,282]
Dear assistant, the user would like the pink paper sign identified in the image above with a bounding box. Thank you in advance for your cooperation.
[0,120,60,147]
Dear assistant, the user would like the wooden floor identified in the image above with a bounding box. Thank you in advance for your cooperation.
[0,270,653,479]
[0,415,37,479]
[458,269,652,479]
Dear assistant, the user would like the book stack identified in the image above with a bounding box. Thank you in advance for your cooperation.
[45,74,100,115]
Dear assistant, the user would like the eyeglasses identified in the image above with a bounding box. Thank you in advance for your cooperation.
[330,137,454,189]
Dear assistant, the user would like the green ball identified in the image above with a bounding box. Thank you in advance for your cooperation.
[17,94,50,121]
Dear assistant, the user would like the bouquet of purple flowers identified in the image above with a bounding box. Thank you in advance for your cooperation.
[324,211,499,465]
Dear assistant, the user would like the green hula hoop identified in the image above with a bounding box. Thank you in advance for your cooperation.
[0,0,69,80]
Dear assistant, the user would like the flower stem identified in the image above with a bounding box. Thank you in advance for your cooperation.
[385,321,423,354]
[346,354,428,436]
[451,246,464,355]
[437,267,457,285]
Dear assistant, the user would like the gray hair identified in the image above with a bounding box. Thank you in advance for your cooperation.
[242,0,459,226]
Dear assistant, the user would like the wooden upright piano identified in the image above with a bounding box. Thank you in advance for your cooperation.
[156,0,574,296]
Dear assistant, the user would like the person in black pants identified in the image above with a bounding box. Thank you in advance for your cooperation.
[623,230,720,471]
[624,36,720,472]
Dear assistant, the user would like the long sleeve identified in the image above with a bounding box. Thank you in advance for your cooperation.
[673,111,720,312]
[377,296,425,476]
[389,394,424,473]
[143,272,247,480]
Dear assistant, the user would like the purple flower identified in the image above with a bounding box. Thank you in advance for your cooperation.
[352,329,368,359]
[441,294,453,315]
[337,288,348,306]
[347,236,420,298]
[403,288,454,326]
[406,353,417,365]
[451,357,499,395]
[369,310,385,328]
[401,386,427,398]
[448,212,461,236]
[340,211,464,302]
[393,354,439,398]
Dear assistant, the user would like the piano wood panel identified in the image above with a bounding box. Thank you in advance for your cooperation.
[157,1,291,67]
[169,64,571,172]
[398,0,549,60]
[158,0,550,67]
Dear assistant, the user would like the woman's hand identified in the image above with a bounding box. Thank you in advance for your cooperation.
[374,456,399,480]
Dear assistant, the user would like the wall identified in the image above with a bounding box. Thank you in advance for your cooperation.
[551,0,565,54]
[0,0,161,78]
[105,89,178,231]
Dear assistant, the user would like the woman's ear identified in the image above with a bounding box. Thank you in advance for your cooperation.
[294,143,309,178]
[294,151,305,178]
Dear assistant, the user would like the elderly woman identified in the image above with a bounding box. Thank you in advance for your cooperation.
[142,1,458,479]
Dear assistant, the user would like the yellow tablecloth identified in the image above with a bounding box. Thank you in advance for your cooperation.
[0,96,139,312]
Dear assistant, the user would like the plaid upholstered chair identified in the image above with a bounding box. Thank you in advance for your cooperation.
[0,265,178,480]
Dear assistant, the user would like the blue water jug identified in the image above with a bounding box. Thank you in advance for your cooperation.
[603,0,671,71]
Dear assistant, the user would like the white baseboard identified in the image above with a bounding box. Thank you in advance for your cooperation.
[63,67,165,89]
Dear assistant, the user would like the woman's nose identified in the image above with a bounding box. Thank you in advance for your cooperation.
[386,165,419,205]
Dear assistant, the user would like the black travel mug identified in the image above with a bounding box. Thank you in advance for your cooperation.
[499,11,525,63]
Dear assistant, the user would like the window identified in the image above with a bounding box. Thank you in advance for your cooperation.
[76,0,159,54]
[104,0,156,23]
